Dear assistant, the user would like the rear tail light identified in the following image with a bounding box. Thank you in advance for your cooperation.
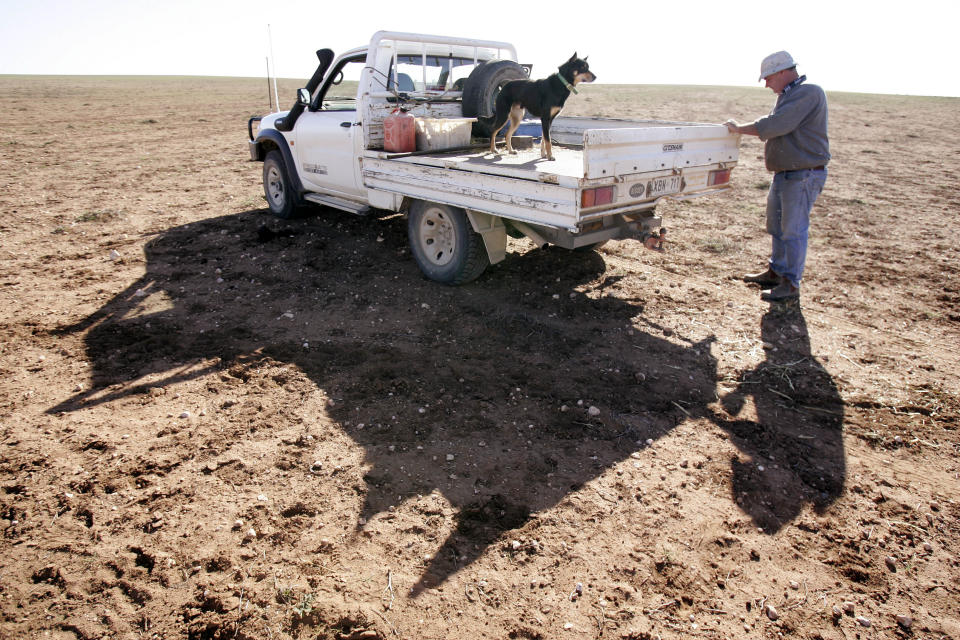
[708,168,732,186]
[581,186,615,208]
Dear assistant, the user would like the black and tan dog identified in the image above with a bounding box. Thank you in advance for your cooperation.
[482,53,596,160]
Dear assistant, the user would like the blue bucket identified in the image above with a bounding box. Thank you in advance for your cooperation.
[495,119,542,141]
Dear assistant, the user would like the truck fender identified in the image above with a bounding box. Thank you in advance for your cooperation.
[254,130,304,197]
[465,210,508,265]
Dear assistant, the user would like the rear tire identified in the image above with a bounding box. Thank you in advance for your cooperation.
[263,150,298,219]
[461,60,529,137]
[407,201,489,285]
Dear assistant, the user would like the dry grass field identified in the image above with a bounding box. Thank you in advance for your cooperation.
[1,75,958,639]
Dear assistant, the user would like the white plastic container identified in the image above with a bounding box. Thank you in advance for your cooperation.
[415,117,476,151]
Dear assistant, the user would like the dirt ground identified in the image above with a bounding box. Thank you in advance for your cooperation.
[1,75,958,640]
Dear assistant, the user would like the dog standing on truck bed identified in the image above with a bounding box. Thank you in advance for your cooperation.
[482,53,596,160]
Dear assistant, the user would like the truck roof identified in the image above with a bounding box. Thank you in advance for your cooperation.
[366,31,518,63]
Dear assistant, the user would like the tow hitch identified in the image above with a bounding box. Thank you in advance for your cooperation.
[642,227,667,251]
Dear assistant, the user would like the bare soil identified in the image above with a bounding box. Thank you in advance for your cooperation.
[1,75,959,640]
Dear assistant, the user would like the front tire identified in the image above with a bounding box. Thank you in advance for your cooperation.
[263,150,297,219]
[407,201,490,285]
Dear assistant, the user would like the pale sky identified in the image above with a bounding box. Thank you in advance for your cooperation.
[1,0,957,98]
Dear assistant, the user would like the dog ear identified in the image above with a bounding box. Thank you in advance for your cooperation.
[569,52,578,61]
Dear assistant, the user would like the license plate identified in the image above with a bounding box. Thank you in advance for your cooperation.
[646,175,682,197]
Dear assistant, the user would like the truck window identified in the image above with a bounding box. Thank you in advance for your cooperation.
[316,57,365,111]
[388,55,480,92]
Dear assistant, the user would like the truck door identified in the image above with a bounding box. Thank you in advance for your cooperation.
[294,56,367,199]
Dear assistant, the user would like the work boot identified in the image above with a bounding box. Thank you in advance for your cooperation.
[761,281,800,302]
[743,268,781,287]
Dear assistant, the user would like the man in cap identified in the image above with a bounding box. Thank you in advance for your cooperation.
[724,51,830,302]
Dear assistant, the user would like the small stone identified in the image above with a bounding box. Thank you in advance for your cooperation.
[588,406,600,416]
[109,250,121,261]
[896,615,913,629]
[563,622,573,630]
[832,606,843,619]
[257,494,268,502]
[511,540,522,550]
[789,580,799,590]
[856,616,871,627]
[923,542,933,552]
[245,528,256,539]
[842,601,855,614]
[765,604,779,621]
[885,556,897,571]
[446,454,455,461]
[179,411,191,419]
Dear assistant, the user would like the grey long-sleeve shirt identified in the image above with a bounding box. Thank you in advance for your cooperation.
[754,82,830,172]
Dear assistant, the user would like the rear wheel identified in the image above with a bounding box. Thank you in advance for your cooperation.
[263,150,297,219]
[407,201,489,285]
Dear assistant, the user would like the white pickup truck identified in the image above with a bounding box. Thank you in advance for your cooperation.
[247,31,739,284]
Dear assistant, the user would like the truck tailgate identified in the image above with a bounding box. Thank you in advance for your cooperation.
[580,124,738,179]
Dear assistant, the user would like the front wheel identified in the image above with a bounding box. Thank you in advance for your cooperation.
[407,201,490,285]
[262,150,298,219]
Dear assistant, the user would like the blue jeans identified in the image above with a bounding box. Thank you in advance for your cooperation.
[766,168,827,287]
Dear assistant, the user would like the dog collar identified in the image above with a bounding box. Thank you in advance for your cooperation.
[554,72,578,95]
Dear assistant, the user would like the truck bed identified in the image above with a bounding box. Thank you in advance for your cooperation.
[360,116,738,231]
[363,117,736,188]
[376,145,587,185]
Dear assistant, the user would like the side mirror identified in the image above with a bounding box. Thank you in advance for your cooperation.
[296,88,311,106]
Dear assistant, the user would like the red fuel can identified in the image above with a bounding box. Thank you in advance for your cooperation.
[383,108,416,153]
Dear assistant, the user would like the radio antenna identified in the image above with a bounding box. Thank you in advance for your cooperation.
[265,57,273,110]
[268,24,280,112]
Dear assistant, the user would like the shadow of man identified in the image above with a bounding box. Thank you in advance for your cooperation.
[715,306,845,533]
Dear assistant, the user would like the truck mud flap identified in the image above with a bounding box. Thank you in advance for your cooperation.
[465,210,507,264]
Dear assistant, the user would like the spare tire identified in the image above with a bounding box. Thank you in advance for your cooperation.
[462,60,528,137]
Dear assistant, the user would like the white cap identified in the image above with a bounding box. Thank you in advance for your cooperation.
[759,51,796,81]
